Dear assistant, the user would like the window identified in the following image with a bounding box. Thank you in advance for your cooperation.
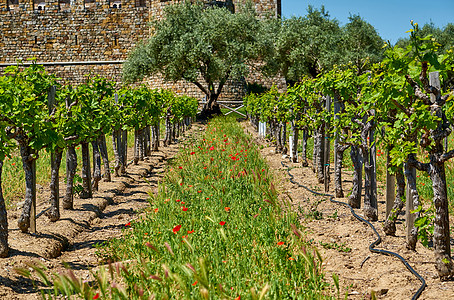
[6,0,19,11]
[109,0,121,9]
[33,0,46,11]
[84,0,95,10]
[59,0,70,11]
[135,0,145,8]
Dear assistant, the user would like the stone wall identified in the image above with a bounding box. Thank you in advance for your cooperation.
[0,0,149,83]
[0,0,284,96]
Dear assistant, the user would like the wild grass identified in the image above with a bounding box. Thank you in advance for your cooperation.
[18,116,333,299]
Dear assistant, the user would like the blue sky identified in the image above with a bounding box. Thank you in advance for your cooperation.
[282,0,454,43]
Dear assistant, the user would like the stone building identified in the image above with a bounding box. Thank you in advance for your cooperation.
[0,0,283,99]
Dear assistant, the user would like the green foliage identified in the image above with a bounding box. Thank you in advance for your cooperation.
[123,1,266,103]
[0,62,60,152]
[56,75,116,146]
[245,21,454,249]
[341,14,384,72]
[266,6,342,82]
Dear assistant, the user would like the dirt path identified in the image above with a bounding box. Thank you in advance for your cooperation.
[243,122,454,300]
[0,124,203,299]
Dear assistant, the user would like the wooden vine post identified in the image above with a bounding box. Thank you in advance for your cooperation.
[369,109,377,216]
[324,95,331,192]
[406,165,416,241]
[47,85,59,220]
[333,95,340,186]
[29,160,36,234]
[385,151,395,217]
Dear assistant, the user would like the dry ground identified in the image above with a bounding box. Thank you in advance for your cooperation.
[243,121,454,300]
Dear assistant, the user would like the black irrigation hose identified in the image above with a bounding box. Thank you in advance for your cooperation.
[281,161,426,300]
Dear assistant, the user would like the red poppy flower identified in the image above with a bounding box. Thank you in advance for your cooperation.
[190,152,195,155]
[219,221,226,226]
[176,199,181,202]
[231,156,236,160]
[225,207,230,212]
[187,230,194,234]
[192,281,198,286]
[93,293,100,299]
[198,190,202,193]
[209,146,214,150]
[179,166,183,169]
[173,225,182,234]
[203,167,207,169]
[182,207,188,211]
[288,257,295,261]
[125,222,131,227]
[154,208,159,213]
[11,163,15,166]
[277,241,284,245]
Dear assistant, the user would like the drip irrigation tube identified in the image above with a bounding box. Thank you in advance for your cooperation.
[281,161,426,300]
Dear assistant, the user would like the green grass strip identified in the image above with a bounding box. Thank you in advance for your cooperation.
[99,117,331,299]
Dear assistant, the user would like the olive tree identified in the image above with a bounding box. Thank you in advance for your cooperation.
[123,1,266,117]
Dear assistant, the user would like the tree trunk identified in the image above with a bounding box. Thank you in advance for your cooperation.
[348,145,362,209]
[383,167,405,236]
[164,108,172,146]
[405,160,422,250]
[172,123,177,143]
[151,123,160,151]
[363,116,378,221]
[334,144,349,198]
[363,148,378,221]
[17,144,36,233]
[291,125,299,163]
[144,126,151,157]
[201,93,222,117]
[430,159,453,277]
[276,121,283,153]
[91,139,102,192]
[301,128,309,167]
[281,121,287,154]
[312,129,318,173]
[112,129,121,177]
[316,124,325,184]
[64,145,77,209]
[80,142,92,199]
[46,149,62,222]
[134,128,142,165]
[175,122,180,138]
[0,160,9,257]
[98,134,111,182]
[120,130,127,175]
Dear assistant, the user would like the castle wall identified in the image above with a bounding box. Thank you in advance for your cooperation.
[0,0,284,94]
[0,0,149,83]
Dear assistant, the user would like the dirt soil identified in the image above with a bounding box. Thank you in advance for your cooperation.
[0,123,204,299]
[243,122,454,300]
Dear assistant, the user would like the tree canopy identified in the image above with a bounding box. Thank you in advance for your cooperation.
[263,6,383,85]
[123,1,266,116]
